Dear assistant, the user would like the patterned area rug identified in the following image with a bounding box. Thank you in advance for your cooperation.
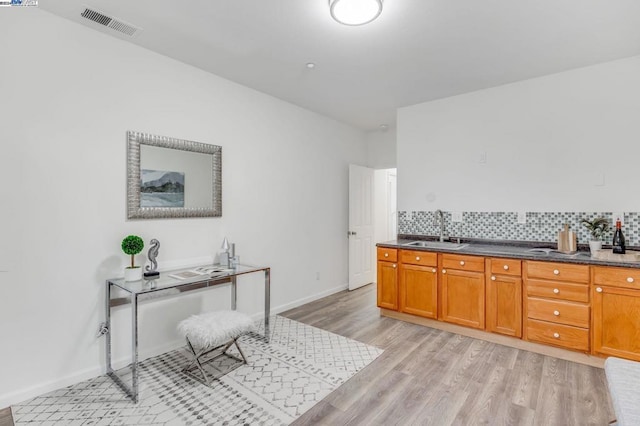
[12,316,382,425]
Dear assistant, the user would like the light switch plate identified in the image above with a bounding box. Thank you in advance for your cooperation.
[612,212,625,227]
[452,211,463,222]
[517,211,527,224]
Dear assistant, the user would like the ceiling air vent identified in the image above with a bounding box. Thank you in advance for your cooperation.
[80,7,141,37]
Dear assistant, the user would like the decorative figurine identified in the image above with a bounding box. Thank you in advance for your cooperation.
[220,237,231,267]
[144,238,160,279]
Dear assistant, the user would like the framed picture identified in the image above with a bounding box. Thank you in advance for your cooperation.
[141,169,185,208]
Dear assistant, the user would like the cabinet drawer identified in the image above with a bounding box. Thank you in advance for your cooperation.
[399,250,437,267]
[593,266,640,290]
[377,247,397,262]
[526,279,589,303]
[526,297,590,328]
[526,319,589,352]
[526,261,589,283]
[489,258,521,276]
[442,254,485,272]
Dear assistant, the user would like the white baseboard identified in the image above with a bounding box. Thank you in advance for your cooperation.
[0,283,348,409]
[248,283,349,321]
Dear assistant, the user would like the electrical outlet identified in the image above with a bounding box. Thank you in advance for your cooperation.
[96,322,108,338]
[517,211,527,224]
[452,211,463,222]
[612,212,625,227]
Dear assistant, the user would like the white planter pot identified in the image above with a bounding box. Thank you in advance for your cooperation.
[589,240,603,255]
[124,267,142,281]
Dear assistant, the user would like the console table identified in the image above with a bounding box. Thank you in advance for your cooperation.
[105,264,270,403]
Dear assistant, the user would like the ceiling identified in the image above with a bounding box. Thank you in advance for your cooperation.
[41,0,640,131]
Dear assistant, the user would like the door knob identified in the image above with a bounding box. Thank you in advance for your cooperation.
[503,265,509,270]
[491,276,496,281]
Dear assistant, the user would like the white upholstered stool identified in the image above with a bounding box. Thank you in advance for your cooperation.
[177,310,255,386]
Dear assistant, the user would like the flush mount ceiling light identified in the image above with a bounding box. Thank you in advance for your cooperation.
[329,0,383,26]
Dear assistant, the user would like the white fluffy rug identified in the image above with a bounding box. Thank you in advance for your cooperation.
[12,316,383,425]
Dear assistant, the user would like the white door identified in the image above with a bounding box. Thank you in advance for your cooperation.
[349,164,375,290]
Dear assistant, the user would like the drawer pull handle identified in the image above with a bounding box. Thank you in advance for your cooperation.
[384,253,389,257]
[596,287,603,293]
[442,269,447,274]
[491,276,496,281]
[392,264,396,268]
[432,268,437,273]
[553,269,560,275]
[416,256,421,261]
[503,265,509,270]
[553,288,560,294]
[553,310,560,316]
[627,277,635,283]
[553,332,560,339]
[460,261,465,266]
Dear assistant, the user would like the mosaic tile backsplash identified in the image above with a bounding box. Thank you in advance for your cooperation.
[398,211,640,247]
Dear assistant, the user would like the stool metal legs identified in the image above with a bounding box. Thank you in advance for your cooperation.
[182,337,249,386]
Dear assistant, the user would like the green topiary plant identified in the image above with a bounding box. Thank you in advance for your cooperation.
[121,235,144,268]
[580,217,610,241]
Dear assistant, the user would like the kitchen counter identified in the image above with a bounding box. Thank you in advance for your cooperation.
[377,238,640,269]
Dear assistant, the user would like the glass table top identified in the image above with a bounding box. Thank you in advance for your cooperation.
[108,264,268,294]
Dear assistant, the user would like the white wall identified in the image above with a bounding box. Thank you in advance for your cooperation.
[366,127,397,169]
[0,9,366,406]
[373,169,397,244]
[398,56,640,213]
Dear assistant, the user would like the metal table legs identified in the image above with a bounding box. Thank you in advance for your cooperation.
[105,281,140,403]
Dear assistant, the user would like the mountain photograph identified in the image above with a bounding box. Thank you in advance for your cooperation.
[140,169,185,207]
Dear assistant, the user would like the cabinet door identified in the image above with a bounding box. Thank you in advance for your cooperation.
[399,264,438,319]
[486,274,522,337]
[440,268,485,329]
[377,261,398,310]
[592,285,640,361]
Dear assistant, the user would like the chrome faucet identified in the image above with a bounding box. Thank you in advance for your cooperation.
[435,209,445,242]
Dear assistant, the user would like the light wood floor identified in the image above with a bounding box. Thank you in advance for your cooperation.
[1,284,614,426]
[0,407,12,426]
[282,284,614,426]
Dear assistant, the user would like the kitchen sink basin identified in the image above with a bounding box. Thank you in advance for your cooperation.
[404,241,468,250]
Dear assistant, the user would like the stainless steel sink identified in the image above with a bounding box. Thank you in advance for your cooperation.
[404,241,468,250]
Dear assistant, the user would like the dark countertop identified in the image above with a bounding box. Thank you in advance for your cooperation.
[377,238,640,269]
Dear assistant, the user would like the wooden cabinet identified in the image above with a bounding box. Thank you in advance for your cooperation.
[377,248,398,310]
[440,254,485,329]
[376,243,640,362]
[486,258,522,338]
[592,266,640,361]
[399,254,438,319]
[524,261,590,352]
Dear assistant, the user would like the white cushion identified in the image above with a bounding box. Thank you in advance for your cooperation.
[177,310,255,348]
